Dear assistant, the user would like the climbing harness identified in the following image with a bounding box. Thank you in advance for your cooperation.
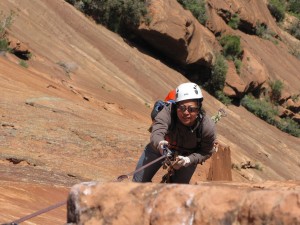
[160,153,179,183]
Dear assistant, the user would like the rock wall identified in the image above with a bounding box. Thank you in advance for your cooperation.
[66,181,300,225]
[137,0,218,66]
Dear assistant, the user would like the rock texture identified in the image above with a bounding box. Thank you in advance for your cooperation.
[0,0,299,224]
[132,0,300,121]
[137,0,218,66]
[66,181,300,225]
[205,0,300,119]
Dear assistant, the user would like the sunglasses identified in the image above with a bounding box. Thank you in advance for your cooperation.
[177,105,199,113]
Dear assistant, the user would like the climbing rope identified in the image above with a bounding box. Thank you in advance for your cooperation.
[1,200,67,225]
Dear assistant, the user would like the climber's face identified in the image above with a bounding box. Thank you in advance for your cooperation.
[176,100,199,126]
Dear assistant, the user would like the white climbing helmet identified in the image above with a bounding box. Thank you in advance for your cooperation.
[175,82,203,102]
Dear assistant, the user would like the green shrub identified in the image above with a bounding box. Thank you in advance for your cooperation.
[287,0,300,16]
[19,60,28,68]
[0,11,14,38]
[0,11,14,52]
[276,118,300,137]
[204,54,231,105]
[255,23,267,37]
[289,44,300,59]
[267,0,286,22]
[234,58,242,74]
[291,94,299,102]
[177,0,207,25]
[228,14,240,30]
[241,95,278,124]
[241,94,300,137]
[269,79,284,104]
[66,0,149,33]
[0,38,9,51]
[254,163,263,171]
[215,90,232,106]
[232,163,241,171]
[289,21,300,40]
[219,35,242,60]
[255,22,277,41]
[210,54,228,93]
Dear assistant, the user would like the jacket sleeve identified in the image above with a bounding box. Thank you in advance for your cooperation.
[150,104,172,152]
[188,115,216,164]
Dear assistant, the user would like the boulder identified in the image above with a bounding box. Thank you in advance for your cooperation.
[7,35,31,59]
[286,99,300,114]
[241,48,268,94]
[224,60,246,98]
[206,0,279,35]
[137,0,218,66]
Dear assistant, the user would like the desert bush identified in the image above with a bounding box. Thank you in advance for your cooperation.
[219,35,242,60]
[215,90,232,106]
[255,23,267,37]
[0,11,14,52]
[234,58,242,74]
[0,11,14,37]
[255,22,277,41]
[66,0,148,33]
[287,0,300,18]
[19,60,28,68]
[241,94,300,137]
[231,163,241,171]
[269,79,283,104]
[254,163,263,171]
[204,54,231,105]
[289,44,300,59]
[241,95,278,124]
[267,0,286,22]
[276,118,300,137]
[289,20,300,40]
[228,13,240,30]
[177,0,207,25]
[0,38,9,51]
[209,54,228,93]
[57,61,78,75]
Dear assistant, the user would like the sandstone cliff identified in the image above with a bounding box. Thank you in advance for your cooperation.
[0,0,299,224]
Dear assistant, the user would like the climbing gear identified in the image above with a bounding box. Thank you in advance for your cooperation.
[175,82,203,102]
[158,140,169,155]
[211,108,227,123]
[161,154,179,183]
[115,155,167,181]
[151,100,166,120]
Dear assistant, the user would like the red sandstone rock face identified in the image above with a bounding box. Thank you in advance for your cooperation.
[207,0,280,35]
[0,0,300,224]
[137,0,218,66]
[132,0,300,121]
[66,181,300,225]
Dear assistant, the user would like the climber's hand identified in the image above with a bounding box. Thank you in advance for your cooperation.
[158,140,169,155]
[177,156,191,167]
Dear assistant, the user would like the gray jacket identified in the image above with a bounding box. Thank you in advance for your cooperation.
[150,104,216,164]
